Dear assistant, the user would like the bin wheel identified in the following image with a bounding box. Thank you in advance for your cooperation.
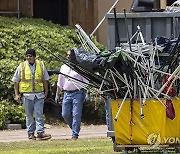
[162,148,168,154]
[175,147,180,153]
[112,137,121,152]
[113,141,122,152]
[122,149,128,154]
[122,147,137,154]
[113,141,138,153]
[135,147,141,154]
[111,137,115,143]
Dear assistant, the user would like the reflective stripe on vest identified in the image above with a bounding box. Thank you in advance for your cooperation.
[19,60,44,93]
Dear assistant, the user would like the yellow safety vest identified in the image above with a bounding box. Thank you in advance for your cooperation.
[19,60,44,93]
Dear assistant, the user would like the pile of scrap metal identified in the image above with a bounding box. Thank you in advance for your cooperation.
[68,24,180,120]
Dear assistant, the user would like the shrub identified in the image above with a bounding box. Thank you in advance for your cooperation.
[0,100,9,129]
[0,100,25,129]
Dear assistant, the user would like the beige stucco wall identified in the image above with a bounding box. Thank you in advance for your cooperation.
[160,0,166,9]
[96,0,132,47]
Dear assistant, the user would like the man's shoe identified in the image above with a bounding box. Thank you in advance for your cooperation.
[37,133,51,140]
[28,134,36,140]
[72,136,78,140]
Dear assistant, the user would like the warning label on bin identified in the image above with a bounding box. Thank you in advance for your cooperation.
[147,133,161,147]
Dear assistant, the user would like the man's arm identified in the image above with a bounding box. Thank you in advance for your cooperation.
[55,73,63,103]
[43,80,48,99]
[42,64,50,99]
[56,85,61,94]
[14,82,20,103]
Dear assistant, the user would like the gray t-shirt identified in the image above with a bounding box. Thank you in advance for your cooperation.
[12,61,49,100]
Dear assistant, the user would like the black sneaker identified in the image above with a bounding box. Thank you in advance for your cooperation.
[72,136,78,140]
[28,134,36,140]
[36,133,51,140]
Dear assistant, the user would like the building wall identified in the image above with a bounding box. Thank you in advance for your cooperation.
[0,0,18,11]
[96,0,132,47]
[0,0,33,17]
[160,0,167,9]
[20,0,33,17]
[68,0,95,35]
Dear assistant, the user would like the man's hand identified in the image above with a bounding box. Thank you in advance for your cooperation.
[44,91,48,99]
[14,94,21,103]
[55,93,59,104]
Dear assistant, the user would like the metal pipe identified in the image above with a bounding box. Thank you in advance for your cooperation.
[17,0,20,19]
[123,9,132,52]
[113,8,121,47]
[114,90,128,121]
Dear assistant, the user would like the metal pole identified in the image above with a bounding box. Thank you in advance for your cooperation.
[123,9,132,52]
[114,90,128,121]
[17,0,20,19]
[113,8,121,47]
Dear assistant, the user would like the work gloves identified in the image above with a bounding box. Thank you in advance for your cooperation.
[84,90,90,103]
[55,93,60,104]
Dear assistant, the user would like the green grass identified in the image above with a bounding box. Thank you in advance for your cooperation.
[0,138,114,154]
[0,138,177,154]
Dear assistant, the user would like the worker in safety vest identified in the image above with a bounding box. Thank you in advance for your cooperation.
[12,48,51,140]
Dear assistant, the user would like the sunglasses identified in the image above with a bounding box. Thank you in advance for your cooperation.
[26,54,33,58]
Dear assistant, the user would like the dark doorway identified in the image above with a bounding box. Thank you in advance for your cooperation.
[33,0,68,25]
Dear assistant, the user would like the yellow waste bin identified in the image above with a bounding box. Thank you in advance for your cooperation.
[111,97,180,146]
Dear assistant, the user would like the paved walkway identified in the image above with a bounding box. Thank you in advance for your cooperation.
[0,124,108,142]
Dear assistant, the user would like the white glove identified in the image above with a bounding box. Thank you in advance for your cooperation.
[55,93,59,104]
[85,91,90,103]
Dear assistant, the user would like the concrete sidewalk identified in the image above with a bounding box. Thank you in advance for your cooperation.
[0,124,108,142]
